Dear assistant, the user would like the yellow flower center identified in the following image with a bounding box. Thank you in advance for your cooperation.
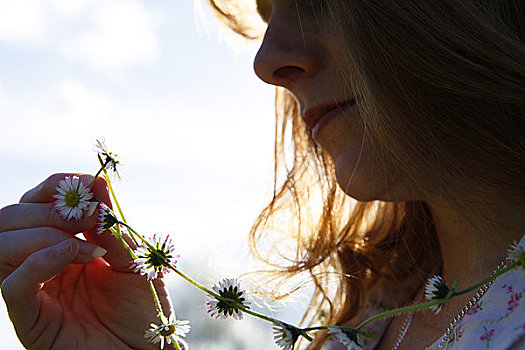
[520,253,525,269]
[159,324,175,337]
[64,190,80,207]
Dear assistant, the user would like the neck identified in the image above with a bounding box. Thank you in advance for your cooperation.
[428,198,524,288]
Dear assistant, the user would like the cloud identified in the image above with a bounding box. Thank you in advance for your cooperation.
[0,0,162,72]
[0,0,48,47]
[61,0,162,71]
[48,0,92,17]
[0,78,112,157]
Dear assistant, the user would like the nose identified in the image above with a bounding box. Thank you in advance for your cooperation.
[253,12,320,91]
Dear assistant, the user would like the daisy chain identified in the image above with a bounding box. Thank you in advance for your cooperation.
[425,275,450,314]
[273,322,301,350]
[96,203,119,235]
[53,175,94,221]
[132,234,178,280]
[145,314,191,350]
[95,139,121,179]
[327,327,361,350]
[207,278,250,320]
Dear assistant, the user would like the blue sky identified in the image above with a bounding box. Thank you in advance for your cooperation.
[0,0,311,348]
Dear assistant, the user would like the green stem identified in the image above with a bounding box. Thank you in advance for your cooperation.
[110,226,137,259]
[111,225,180,349]
[453,261,519,296]
[301,331,314,342]
[148,281,165,319]
[98,162,127,224]
[168,266,218,297]
[356,300,444,330]
[236,303,280,325]
[96,155,138,248]
[119,222,146,249]
[167,265,283,326]
[94,164,105,180]
[356,267,513,331]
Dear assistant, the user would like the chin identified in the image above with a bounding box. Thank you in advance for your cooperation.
[334,164,378,202]
[330,149,377,201]
[333,157,411,203]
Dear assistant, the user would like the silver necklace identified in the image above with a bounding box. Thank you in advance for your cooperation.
[392,259,507,350]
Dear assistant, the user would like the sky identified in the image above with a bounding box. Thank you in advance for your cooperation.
[0,0,312,348]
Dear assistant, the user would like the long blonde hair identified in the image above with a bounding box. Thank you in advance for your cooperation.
[207,0,525,347]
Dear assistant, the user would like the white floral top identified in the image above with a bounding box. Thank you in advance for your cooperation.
[326,236,525,350]
[426,265,525,350]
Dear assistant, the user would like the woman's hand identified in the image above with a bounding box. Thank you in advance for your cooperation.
[0,173,174,350]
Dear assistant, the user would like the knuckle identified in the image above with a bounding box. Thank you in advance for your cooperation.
[0,204,15,231]
[0,268,10,288]
[47,173,67,183]
[39,204,55,224]
[1,274,16,301]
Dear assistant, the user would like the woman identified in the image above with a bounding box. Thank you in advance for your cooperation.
[1,0,524,349]
[207,0,525,349]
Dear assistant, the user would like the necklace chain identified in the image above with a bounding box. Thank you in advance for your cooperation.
[392,259,508,350]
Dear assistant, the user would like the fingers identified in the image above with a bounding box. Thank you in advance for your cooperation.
[0,227,107,281]
[1,173,110,234]
[84,226,137,272]
[78,176,138,271]
[8,172,133,271]
[1,239,79,330]
[20,173,96,204]
[0,202,97,234]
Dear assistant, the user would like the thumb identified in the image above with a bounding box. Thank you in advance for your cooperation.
[1,238,79,332]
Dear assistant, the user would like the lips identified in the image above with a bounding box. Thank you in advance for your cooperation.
[302,99,356,138]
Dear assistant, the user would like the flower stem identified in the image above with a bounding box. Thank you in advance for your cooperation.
[235,304,281,325]
[453,261,519,296]
[94,164,105,180]
[119,222,147,250]
[148,280,165,319]
[97,159,127,224]
[166,265,284,326]
[356,300,444,330]
[99,163,140,249]
[168,265,218,298]
[110,226,137,260]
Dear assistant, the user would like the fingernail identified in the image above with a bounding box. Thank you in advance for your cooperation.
[79,174,95,187]
[85,201,99,217]
[91,246,107,259]
[55,239,73,256]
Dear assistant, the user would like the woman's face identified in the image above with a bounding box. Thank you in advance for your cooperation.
[254,0,415,202]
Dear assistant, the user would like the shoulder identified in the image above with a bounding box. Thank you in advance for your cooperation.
[428,266,525,350]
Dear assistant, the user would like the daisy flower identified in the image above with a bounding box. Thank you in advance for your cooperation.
[95,139,121,179]
[327,327,361,350]
[96,203,119,235]
[273,322,300,350]
[132,234,178,280]
[425,275,450,314]
[207,278,250,320]
[53,175,94,221]
[507,235,525,269]
[144,314,191,350]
